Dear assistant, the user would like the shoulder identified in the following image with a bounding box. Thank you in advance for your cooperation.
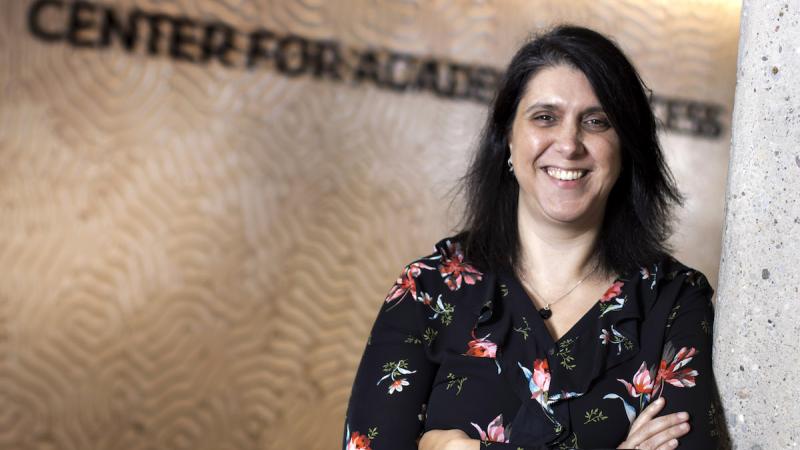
[655,256,713,297]
[377,236,493,350]
[385,235,486,299]
[636,255,714,322]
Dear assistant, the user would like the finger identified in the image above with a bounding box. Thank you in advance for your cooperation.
[655,438,680,450]
[419,429,470,450]
[646,422,690,450]
[629,397,666,434]
[629,413,690,447]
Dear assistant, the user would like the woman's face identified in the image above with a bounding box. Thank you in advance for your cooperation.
[508,64,622,229]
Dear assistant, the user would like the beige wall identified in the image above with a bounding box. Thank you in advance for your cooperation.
[0,1,739,449]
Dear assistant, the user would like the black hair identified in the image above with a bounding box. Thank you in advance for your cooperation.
[457,25,683,277]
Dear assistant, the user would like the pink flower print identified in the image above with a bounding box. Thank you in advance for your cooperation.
[466,332,497,358]
[599,325,630,355]
[418,292,433,305]
[385,262,434,305]
[618,362,654,400]
[662,347,698,387]
[653,346,698,398]
[377,360,416,395]
[470,414,510,443]
[346,432,373,450]
[439,241,483,291]
[532,359,551,398]
[388,378,409,394]
[600,281,624,303]
[599,329,611,345]
[518,358,551,406]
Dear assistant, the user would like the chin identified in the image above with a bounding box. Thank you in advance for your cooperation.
[545,212,587,224]
[541,204,601,226]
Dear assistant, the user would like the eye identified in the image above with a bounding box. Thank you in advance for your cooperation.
[583,116,611,131]
[532,113,556,123]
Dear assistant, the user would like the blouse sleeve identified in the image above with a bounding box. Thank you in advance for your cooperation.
[655,273,724,449]
[342,266,439,450]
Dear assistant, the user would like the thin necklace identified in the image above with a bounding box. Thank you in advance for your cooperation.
[525,260,601,320]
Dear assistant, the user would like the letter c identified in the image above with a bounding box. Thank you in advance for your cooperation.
[28,0,66,42]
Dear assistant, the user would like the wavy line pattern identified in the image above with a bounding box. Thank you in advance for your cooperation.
[0,1,738,449]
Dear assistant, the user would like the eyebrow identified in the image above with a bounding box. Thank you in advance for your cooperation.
[524,102,606,115]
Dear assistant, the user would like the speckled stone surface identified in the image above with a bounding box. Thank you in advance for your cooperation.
[714,1,800,448]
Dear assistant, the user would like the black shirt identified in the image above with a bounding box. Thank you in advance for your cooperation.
[343,238,722,449]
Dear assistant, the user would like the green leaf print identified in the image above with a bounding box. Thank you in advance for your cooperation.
[513,316,531,341]
[423,327,438,346]
[556,338,577,370]
[584,408,608,424]
[445,373,468,395]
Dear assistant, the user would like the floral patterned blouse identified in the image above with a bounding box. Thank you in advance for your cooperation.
[343,238,722,449]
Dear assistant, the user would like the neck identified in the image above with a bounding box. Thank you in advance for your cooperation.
[516,200,604,289]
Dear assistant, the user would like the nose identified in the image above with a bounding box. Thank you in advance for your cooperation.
[554,120,584,158]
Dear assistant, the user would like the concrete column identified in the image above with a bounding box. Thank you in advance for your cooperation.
[714,1,800,448]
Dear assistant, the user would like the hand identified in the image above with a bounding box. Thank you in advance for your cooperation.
[419,429,480,450]
[618,397,691,449]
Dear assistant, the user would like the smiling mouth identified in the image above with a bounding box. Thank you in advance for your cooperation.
[545,167,589,181]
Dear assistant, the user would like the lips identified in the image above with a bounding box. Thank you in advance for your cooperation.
[544,166,589,181]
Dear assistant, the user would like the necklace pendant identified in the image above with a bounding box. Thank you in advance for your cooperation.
[539,306,552,320]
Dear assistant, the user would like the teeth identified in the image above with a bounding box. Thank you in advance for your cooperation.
[546,167,587,181]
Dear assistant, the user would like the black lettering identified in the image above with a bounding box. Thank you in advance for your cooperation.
[688,102,722,138]
[380,52,416,91]
[665,100,692,134]
[67,0,98,47]
[354,50,380,84]
[200,22,236,67]
[435,63,470,99]
[99,6,139,51]
[276,35,309,76]
[650,95,669,129]
[144,13,169,56]
[702,104,723,138]
[468,67,500,103]
[28,0,66,42]
[246,30,278,69]
[414,60,438,94]
[169,16,199,62]
[309,40,342,81]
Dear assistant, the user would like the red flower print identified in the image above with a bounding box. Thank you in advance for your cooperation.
[377,359,417,395]
[388,378,409,394]
[466,332,497,358]
[470,414,510,443]
[418,292,433,305]
[346,432,372,450]
[600,281,624,303]
[517,358,551,406]
[438,241,483,291]
[532,359,551,398]
[653,345,699,398]
[384,262,434,305]
[618,361,654,399]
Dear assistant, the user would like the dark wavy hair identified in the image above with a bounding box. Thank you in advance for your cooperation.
[457,25,683,277]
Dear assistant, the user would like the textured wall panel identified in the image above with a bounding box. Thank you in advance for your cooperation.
[0,1,740,449]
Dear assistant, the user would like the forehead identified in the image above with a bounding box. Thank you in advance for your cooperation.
[518,64,602,110]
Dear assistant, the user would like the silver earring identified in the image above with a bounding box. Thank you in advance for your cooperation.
[507,156,514,172]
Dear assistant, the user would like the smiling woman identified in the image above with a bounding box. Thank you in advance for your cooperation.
[343,25,724,450]
[509,65,622,236]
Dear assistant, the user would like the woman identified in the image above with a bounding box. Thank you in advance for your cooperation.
[343,26,722,449]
